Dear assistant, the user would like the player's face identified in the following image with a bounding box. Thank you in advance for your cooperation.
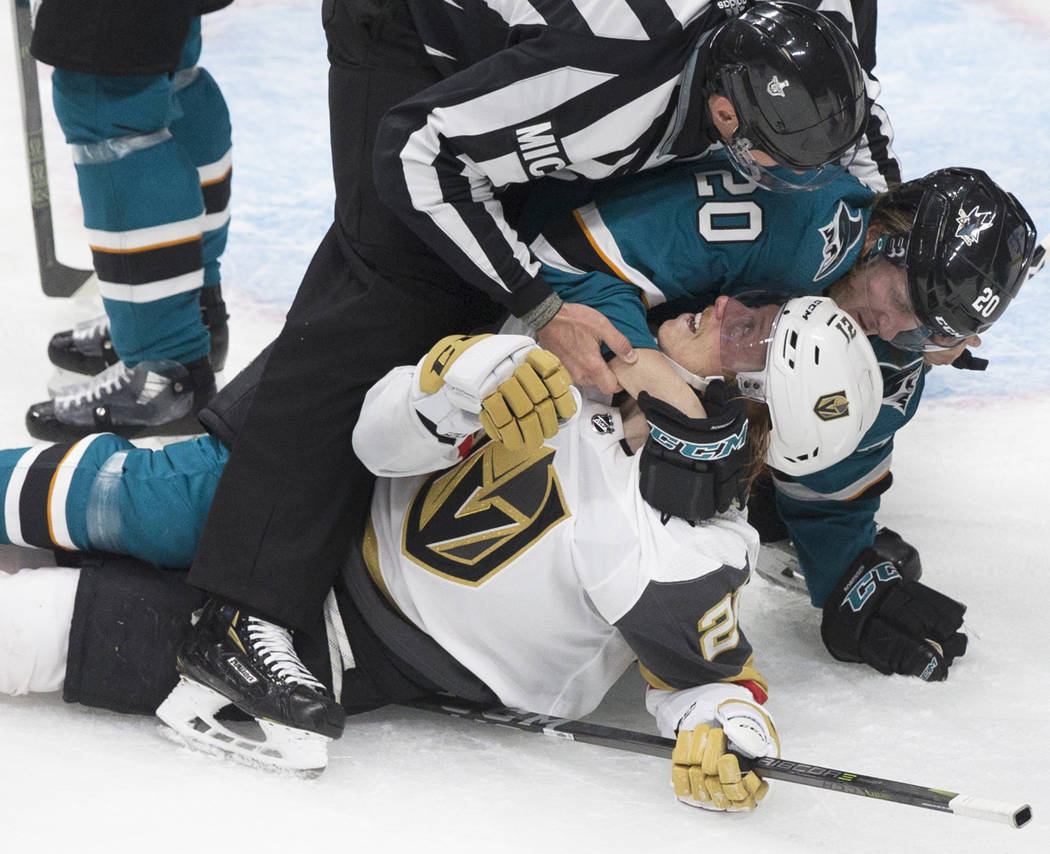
[657,296,780,375]
[832,255,923,341]
[831,259,975,352]
[748,148,778,168]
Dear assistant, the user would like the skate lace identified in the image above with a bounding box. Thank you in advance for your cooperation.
[57,361,132,409]
[246,617,327,691]
[72,314,109,343]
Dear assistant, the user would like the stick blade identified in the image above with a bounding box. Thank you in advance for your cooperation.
[41,266,95,298]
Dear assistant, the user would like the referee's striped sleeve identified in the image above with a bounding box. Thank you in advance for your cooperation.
[373,38,688,316]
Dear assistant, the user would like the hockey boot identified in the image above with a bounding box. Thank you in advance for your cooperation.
[25,356,216,442]
[47,313,119,376]
[47,285,230,388]
[158,600,346,773]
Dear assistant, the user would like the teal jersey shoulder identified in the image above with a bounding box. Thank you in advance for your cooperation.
[534,153,874,348]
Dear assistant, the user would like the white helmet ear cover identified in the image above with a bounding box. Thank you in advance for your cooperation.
[761,297,883,476]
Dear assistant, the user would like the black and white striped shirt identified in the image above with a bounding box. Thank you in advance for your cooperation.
[375,0,899,320]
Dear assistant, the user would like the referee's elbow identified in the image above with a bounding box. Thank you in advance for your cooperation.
[372,111,422,209]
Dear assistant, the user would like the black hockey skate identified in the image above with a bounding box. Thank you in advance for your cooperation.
[157,600,346,773]
[47,285,230,385]
[25,356,216,442]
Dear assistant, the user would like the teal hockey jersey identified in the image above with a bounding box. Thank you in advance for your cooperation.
[531,153,874,349]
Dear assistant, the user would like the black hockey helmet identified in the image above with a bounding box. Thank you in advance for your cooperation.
[706,2,868,188]
[869,167,1038,344]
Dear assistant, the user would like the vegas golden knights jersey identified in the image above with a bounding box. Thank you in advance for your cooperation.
[355,366,768,727]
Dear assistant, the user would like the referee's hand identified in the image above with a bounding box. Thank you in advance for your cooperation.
[537,302,635,395]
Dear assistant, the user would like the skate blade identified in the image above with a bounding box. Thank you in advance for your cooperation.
[754,545,809,595]
[156,677,330,775]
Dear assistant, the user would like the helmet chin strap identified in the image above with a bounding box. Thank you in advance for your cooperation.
[661,353,721,392]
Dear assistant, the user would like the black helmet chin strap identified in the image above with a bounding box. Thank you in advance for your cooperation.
[951,348,988,371]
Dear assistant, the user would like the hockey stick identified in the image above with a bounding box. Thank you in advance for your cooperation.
[401,697,1032,829]
[9,0,94,297]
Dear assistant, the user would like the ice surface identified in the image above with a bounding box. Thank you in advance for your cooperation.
[1,2,1047,852]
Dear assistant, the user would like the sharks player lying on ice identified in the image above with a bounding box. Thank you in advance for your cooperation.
[0,295,881,804]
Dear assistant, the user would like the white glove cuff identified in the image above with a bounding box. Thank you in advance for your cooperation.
[410,335,539,438]
[716,697,779,759]
[646,681,758,739]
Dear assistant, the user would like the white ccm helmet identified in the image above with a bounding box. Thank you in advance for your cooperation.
[735,296,883,476]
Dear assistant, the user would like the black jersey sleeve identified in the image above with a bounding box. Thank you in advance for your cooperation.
[613,561,763,691]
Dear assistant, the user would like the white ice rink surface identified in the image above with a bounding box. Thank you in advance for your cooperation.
[2,2,1049,852]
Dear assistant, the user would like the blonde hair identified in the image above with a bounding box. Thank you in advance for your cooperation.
[830,192,916,297]
[742,397,771,487]
[868,191,916,236]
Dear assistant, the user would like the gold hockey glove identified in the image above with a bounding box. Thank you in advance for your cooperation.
[478,350,575,450]
[671,698,779,812]
[415,334,577,448]
[672,725,767,811]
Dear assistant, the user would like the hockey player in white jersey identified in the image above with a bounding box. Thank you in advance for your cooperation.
[0,296,884,803]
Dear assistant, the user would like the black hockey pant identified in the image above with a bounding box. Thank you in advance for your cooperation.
[186,0,504,631]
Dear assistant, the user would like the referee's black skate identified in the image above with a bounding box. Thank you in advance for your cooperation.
[47,285,230,389]
[25,356,215,442]
[157,600,346,773]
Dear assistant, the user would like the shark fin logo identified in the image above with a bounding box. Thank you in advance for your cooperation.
[814,201,865,282]
[955,204,996,247]
[879,358,923,416]
[402,441,569,585]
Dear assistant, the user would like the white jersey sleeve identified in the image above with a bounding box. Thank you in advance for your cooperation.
[352,365,470,478]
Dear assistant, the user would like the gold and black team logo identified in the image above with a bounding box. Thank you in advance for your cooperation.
[402,440,570,585]
[813,391,850,421]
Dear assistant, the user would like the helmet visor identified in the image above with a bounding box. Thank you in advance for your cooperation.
[724,135,859,193]
[887,325,968,353]
[717,296,785,391]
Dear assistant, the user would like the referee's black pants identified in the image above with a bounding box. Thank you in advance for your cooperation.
[186,0,504,632]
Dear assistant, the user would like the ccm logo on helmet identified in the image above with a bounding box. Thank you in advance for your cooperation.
[515,122,568,177]
[814,391,850,422]
[802,300,858,343]
[934,315,962,337]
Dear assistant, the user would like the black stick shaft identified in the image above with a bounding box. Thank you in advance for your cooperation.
[402,698,1031,829]
[9,0,93,297]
